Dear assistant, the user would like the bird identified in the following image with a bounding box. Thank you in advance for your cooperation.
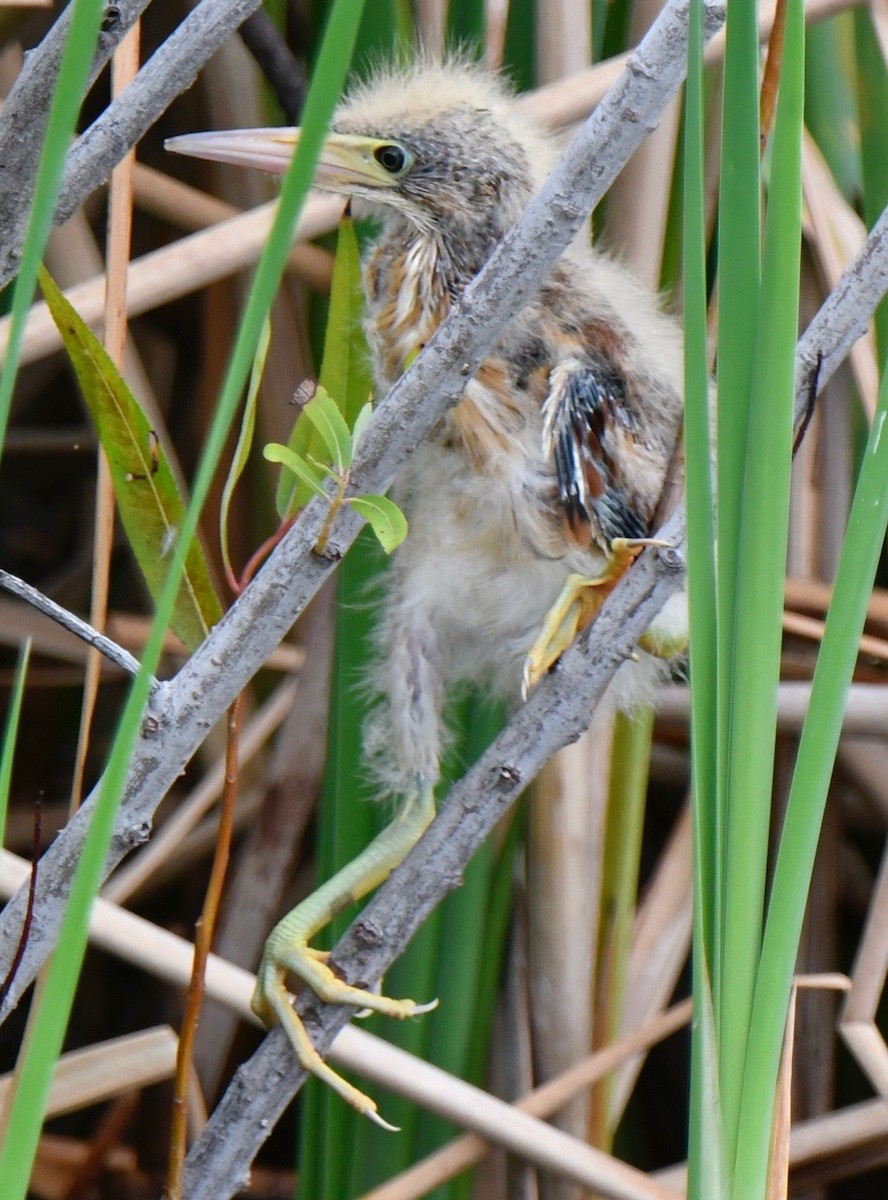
[168,57,687,1128]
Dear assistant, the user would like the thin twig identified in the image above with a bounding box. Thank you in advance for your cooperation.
[165,694,244,1200]
[239,9,307,122]
[0,0,265,288]
[0,569,144,681]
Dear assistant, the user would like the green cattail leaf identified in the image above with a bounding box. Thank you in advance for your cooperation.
[40,268,222,652]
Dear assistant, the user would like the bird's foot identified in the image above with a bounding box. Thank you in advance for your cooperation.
[251,786,438,1126]
[521,540,676,696]
[605,536,673,583]
[522,572,609,697]
[252,937,437,1130]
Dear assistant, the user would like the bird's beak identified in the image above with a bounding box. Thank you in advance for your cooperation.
[165,128,401,191]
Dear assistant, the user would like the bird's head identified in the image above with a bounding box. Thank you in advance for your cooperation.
[167,59,556,253]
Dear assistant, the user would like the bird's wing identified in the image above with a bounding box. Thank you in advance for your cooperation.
[541,356,649,549]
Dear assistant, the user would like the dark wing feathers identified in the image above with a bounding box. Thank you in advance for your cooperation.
[542,358,647,547]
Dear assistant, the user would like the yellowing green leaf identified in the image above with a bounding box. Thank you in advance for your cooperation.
[347,494,408,553]
[40,267,222,651]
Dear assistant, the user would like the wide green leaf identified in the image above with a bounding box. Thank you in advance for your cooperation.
[263,442,328,500]
[40,269,222,652]
[348,494,408,553]
[301,384,353,471]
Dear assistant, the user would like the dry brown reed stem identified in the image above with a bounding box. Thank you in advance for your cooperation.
[165,692,244,1200]
[782,608,888,662]
[527,12,599,1188]
[0,193,343,367]
[842,839,888,1101]
[132,163,334,290]
[356,1000,693,1200]
[801,131,880,416]
[786,575,888,627]
[0,1027,177,1120]
[0,848,681,1200]
[69,21,141,816]
[657,681,888,735]
[760,0,789,146]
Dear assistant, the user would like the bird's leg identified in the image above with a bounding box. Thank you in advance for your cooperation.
[252,783,437,1128]
[522,537,673,695]
[252,602,445,1126]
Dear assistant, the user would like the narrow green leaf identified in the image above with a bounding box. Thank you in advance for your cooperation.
[715,0,764,1067]
[348,494,408,553]
[318,217,374,427]
[276,217,373,516]
[263,442,329,500]
[735,374,888,1200]
[689,958,730,1200]
[220,317,271,584]
[40,268,223,652]
[0,641,31,855]
[302,385,353,471]
[721,0,805,1172]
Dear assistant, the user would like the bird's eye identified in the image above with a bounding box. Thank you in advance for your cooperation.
[374,143,409,174]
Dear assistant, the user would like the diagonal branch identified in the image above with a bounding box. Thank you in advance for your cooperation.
[0,0,264,288]
[0,568,145,681]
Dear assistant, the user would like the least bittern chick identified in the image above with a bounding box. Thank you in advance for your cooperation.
[168,59,687,1126]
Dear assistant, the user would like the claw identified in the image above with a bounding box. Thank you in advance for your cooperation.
[251,785,438,1125]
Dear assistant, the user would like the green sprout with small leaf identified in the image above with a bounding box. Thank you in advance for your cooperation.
[264,387,407,556]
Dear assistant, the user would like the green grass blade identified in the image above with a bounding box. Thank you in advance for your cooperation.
[40,267,223,650]
[0,0,104,463]
[220,317,271,582]
[0,641,31,856]
[683,1,726,1186]
[721,0,805,1172]
[682,0,718,972]
[714,0,763,1095]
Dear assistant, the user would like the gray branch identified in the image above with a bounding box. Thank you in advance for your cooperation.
[0,569,145,680]
[0,0,150,284]
[0,0,264,288]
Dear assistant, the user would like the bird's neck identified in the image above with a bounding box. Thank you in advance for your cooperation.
[365,224,489,384]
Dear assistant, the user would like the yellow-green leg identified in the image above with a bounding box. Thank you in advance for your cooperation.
[252,785,438,1129]
[522,538,672,696]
